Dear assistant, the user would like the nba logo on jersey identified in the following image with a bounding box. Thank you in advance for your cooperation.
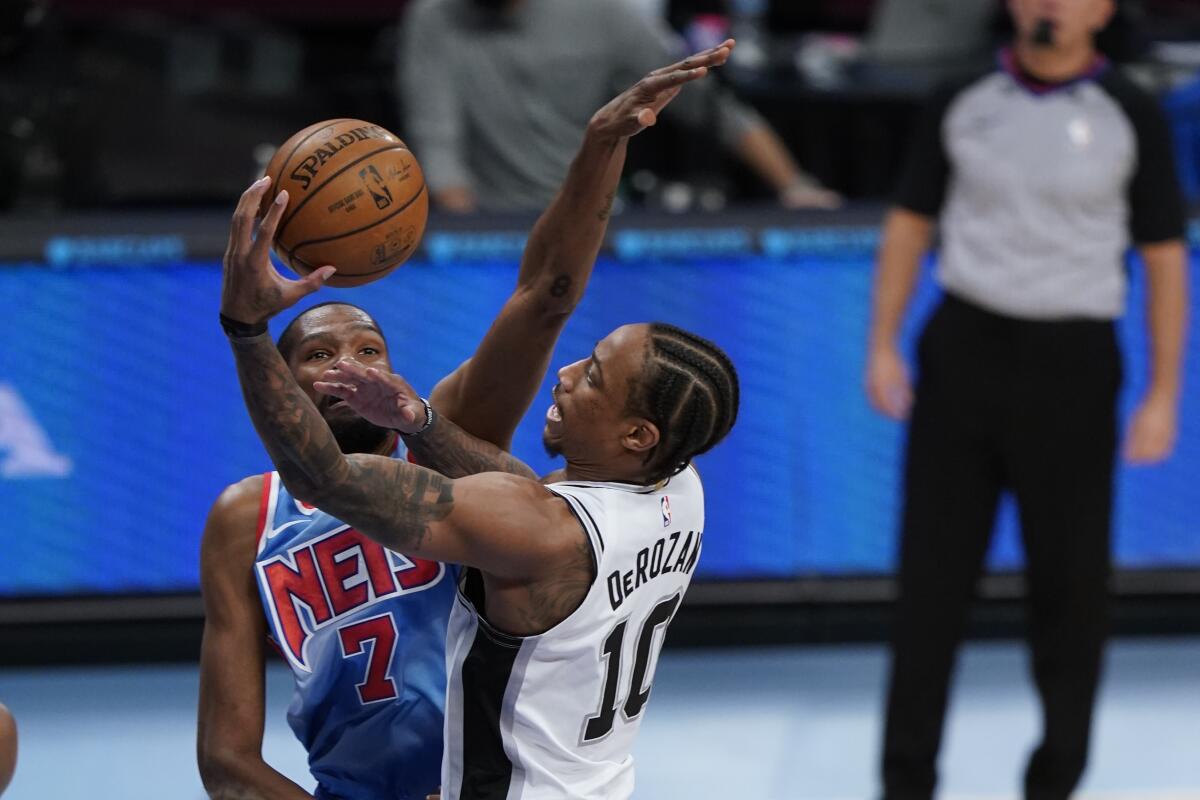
[661,495,672,527]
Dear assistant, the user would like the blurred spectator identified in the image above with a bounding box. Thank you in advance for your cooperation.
[866,1,1188,799]
[399,0,839,212]
[0,703,15,797]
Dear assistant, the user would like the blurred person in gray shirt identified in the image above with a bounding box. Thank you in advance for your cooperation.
[400,0,839,212]
[865,1,1188,798]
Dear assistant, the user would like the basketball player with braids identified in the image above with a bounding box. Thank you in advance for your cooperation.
[219,44,739,800]
[202,42,737,800]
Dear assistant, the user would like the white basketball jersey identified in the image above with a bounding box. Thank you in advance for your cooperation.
[441,466,706,800]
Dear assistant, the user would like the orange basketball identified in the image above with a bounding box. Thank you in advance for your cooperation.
[260,119,427,288]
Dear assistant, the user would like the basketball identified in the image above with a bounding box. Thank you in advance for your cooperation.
[260,119,427,288]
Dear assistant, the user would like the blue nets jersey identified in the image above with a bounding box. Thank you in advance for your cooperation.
[253,470,458,800]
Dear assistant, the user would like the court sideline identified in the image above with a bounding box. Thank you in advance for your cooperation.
[1,638,1196,799]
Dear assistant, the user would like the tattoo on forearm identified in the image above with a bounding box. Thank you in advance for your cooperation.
[549,274,571,298]
[597,190,616,221]
[341,456,455,551]
[231,336,347,497]
[230,336,455,553]
[405,416,538,480]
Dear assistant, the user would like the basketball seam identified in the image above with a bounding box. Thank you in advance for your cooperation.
[270,118,356,210]
[289,181,427,272]
[276,144,411,243]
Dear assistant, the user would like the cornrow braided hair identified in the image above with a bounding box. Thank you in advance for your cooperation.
[629,323,740,484]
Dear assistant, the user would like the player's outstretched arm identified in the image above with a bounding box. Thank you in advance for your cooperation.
[220,184,578,583]
[307,462,582,584]
[425,40,736,451]
[197,478,314,800]
[314,357,538,480]
[219,176,337,501]
[226,318,569,575]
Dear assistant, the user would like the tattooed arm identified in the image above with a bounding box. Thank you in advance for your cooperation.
[229,332,573,578]
[404,414,538,479]
[217,182,579,579]
[216,45,734,580]
[424,43,737,450]
[423,136,623,452]
[314,357,537,480]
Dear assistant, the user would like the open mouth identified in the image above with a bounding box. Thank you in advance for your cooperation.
[545,385,564,435]
[319,396,350,414]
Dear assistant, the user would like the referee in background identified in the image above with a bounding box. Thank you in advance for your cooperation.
[865,0,1189,798]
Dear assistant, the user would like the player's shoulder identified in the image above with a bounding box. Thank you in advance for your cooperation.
[545,473,682,519]
[205,474,267,543]
[201,474,271,583]
[679,462,703,491]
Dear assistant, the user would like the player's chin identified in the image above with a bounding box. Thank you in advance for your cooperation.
[319,398,358,421]
[542,428,563,459]
[329,415,392,455]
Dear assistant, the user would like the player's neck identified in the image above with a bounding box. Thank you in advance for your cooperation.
[1012,38,1099,84]
[563,463,610,483]
[563,461,652,487]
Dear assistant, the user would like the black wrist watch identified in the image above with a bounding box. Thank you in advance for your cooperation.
[399,397,437,438]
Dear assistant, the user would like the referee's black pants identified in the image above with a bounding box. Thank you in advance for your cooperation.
[881,294,1121,800]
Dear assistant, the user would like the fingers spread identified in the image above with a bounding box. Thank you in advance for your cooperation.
[651,40,733,76]
[683,42,731,70]
[642,66,707,96]
[252,189,289,256]
[254,188,289,248]
[313,381,355,399]
[230,176,272,252]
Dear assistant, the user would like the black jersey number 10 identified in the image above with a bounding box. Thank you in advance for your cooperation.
[583,592,682,742]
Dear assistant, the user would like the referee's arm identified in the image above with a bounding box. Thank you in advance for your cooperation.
[1127,239,1188,463]
[1125,93,1190,465]
[867,209,933,420]
[866,86,955,420]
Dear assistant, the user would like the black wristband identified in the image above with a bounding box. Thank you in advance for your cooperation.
[398,398,437,438]
[220,312,269,339]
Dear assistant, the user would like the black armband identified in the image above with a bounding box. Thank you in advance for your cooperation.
[220,312,269,339]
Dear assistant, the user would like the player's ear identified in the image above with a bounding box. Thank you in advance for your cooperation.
[622,419,659,455]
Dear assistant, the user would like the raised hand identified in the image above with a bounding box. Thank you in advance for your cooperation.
[314,358,428,434]
[587,39,735,143]
[219,176,337,326]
